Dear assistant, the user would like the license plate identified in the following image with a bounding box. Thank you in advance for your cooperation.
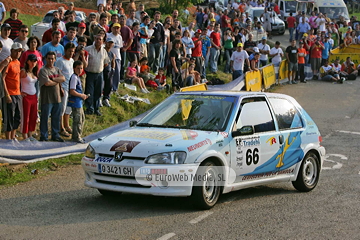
[98,164,134,176]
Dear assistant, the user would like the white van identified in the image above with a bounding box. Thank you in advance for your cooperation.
[278,0,298,21]
[297,0,350,20]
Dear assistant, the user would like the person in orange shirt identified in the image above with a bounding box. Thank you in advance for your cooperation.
[297,41,307,83]
[2,42,23,140]
[239,1,247,13]
[341,57,358,80]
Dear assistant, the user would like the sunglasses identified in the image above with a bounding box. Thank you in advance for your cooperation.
[21,30,28,33]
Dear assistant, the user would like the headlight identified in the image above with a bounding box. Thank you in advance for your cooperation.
[84,145,95,159]
[145,152,187,164]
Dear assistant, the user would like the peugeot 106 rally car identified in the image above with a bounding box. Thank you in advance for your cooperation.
[82,91,326,209]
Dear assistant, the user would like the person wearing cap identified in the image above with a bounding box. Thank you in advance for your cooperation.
[2,42,22,140]
[285,39,299,84]
[84,34,109,116]
[298,40,307,83]
[321,35,332,66]
[191,29,203,75]
[0,23,14,62]
[102,37,115,107]
[230,42,249,80]
[257,36,270,67]
[4,8,22,40]
[64,2,75,18]
[106,22,123,92]
[13,24,28,52]
[65,11,80,32]
[76,22,87,40]
[42,18,65,46]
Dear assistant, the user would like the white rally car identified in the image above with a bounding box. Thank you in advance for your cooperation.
[82,91,326,209]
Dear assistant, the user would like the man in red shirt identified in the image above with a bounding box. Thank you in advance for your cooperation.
[209,23,221,73]
[191,29,203,76]
[310,37,324,79]
[42,18,65,46]
[220,9,231,34]
[287,12,296,42]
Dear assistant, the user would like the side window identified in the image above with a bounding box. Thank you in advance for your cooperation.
[280,2,284,11]
[237,98,275,133]
[269,98,303,130]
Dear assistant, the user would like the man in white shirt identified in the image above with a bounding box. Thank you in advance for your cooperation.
[0,23,14,62]
[315,13,326,32]
[269,41,283,67]
[230,42,250,80]
[0,2,6,25]
[106,23,123,93]
[135,4,145,21]
[257,36,270,67]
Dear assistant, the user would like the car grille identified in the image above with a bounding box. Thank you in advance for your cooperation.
[98,153,146,162]
[95,179,151,188]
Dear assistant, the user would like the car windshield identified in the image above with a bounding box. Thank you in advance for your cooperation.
[138,94,236,131]
[42,13,53,24]
[319,7,349,20]
[285,1,297,12]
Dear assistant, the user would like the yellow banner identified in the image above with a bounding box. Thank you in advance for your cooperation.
[245,70,262,92]
[279,60,289,81]
[262,64,276,89]
[180,83,208,92]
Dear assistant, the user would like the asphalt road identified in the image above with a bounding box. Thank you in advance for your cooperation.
[1,34,360,239]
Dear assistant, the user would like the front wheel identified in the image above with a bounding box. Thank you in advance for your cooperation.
[278,29,285,35]
[292,152,320,192]
[191,161,222,210]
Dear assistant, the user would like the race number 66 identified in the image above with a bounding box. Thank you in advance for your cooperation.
[246,148,259,165]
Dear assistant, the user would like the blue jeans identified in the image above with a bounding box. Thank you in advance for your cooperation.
[120,50,126,80]
[85,72,103,113]
[112,59,121,91]
[232,70,243,80]
[149,42,162,73]
[260,60,267,67]
[160,45,167,68]
[40,103,61,140]
[186,75,194,86]
[224,48,232,73]
[209,47,220,73]
[289,27,294,41]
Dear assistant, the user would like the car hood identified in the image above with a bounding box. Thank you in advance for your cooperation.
[32,22,50,28]
[91,127,228,158]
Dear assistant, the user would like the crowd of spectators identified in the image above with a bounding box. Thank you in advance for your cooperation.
[1,0,359,142]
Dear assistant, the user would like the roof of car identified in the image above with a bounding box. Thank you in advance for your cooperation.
[176,91,291,99]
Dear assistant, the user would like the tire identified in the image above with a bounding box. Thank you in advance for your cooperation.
[292,152,320,192]
[278,30,285,35]
[98,189,122,197]
[191,160,222,210]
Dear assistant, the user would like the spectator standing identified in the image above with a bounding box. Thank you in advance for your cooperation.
[55,42,75,138]
[20,54,38,141]
[13,25,29,52]
[65,11,80,32]
[2,42,22,140]
[41,31,65,65]
[52,11,66,33]
[182,30,195,58]
[195,7,204,30]
[135,4,144,21]
[201,28,211,79]
[315,13,326,33]
[76,22,87,39]
[58,7,65,21]
[223,28,234,74]
[72,36,88,90]
[102,38,115,107]
[126,10,139,27]
[0,2,6,25]
[244,33,257,55]
[119,15,133,79]
[287,13,296,42]
[127,0,136,14]
[64,2,75,18]
[0,23,14,62]
[19,36,43,71]
[107,22,123,92]
[4,8,22,40]
[296,17,311,40]
[127,22,145,63]
[230,42,250,80]
[85,12,97,37]
[297,40,307,83]
[285,39,298,84]
[257,36,270,67]
[191,29,203,76]
[108,13,119,29]
[149,11,165,74]
[209,23,221,73]
[140,16,150,58]
[309,11,318,35]
[68,60,87,143]
[170,39,185,91]
[42,18,65,46]
[84,35,109,116]
[60,27,78,47]
[321,35,332,66]
[269,41,283,67]
[261,7,273,39]
[310,37,324,79]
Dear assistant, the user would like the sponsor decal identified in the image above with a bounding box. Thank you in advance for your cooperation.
[187,138,212,152]
[266,137,277,145]
[110,140,140,152]
[176,95,226,100]
[140,168,168,175]
[242,168,294,181]
[117,130,176,140]
[85,163,97,168]
[236,136,260,147]
[94,156,113,163]
[220,132,229,138]
[181,130,199,140]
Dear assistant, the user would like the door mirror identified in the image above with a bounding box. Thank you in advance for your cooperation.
[232,125,254,137]
[129,120,138,127]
